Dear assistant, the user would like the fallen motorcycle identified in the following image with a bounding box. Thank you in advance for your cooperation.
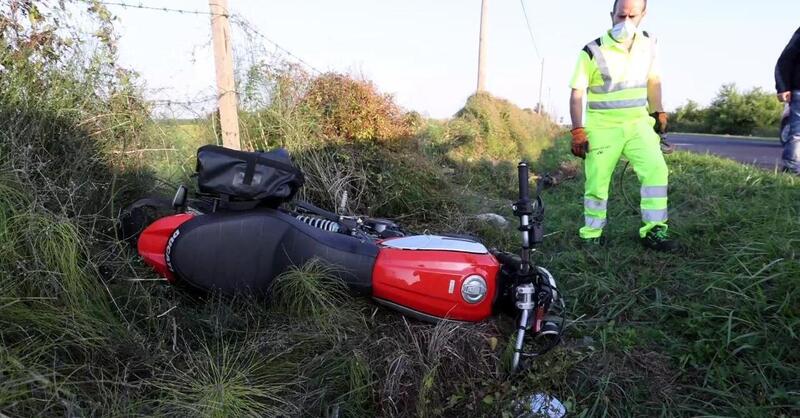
[120,145,566,371]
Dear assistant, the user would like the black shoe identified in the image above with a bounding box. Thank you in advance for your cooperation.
[641,226,679,252]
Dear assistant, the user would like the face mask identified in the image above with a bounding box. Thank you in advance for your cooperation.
[611,19,638,41]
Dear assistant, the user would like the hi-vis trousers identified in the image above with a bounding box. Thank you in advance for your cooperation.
[581,118,669,239]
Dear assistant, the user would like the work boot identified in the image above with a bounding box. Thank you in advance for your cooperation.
[640,226,679,252]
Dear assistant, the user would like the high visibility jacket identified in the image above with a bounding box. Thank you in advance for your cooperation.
[570,30,660,129]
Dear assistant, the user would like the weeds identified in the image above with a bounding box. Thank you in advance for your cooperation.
[269,259,357,333]
[153,339,300,417]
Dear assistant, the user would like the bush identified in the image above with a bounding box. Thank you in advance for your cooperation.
[670,99,709,133]
[670,84,784,137]
[450,93,558,162]
[233,64,464,225]
[302,73,413,141]
[415,93,559,199]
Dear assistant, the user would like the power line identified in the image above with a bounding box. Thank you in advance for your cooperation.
[519,0,542,62]
[519,0,546,114]
[89,1,228,17]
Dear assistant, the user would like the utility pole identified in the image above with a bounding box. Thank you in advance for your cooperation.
[209,0,241,150]
[476,0,488,93]
[537,59,544,114]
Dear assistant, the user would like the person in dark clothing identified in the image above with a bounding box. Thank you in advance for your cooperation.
[775,27,800,174]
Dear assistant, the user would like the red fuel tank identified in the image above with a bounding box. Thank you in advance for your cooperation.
[137,213,194,282]
[372,236,500,322]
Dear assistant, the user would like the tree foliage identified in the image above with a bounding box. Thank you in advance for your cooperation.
[670,83,784,137]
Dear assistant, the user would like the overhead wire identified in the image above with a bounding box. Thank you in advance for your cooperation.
[519,0,549,115]
[519,0,542,62]
[229,15,323,75]
[91,0,323,75]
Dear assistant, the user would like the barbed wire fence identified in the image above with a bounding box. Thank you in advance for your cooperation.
[90,0,321,117]
[88,0,329,159]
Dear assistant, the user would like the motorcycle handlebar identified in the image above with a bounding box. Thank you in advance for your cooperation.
[518,162,530,202]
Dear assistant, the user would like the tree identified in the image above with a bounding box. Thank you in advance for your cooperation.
[671,84,784,136]
[671,99,707,133]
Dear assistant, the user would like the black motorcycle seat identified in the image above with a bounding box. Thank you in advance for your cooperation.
[168,208,378,295]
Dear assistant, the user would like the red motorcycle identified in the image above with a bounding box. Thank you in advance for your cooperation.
[121,145,565,371]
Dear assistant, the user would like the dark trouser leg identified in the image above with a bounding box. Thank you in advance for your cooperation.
[783,91,800,174]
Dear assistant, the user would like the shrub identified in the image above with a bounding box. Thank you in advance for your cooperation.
[669,84,784,137]
[415,93,559,199]
[434,93,559,163]
[670,99,709,133]
[302,73,413,141]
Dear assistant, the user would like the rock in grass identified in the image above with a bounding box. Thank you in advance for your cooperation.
[475,213,509,227]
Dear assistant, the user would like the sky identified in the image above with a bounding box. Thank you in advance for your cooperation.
[110,0,800,122]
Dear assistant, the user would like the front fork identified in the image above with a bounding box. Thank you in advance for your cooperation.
[512,283,536,371]
[511,280,551,372]
[510,162,561,373]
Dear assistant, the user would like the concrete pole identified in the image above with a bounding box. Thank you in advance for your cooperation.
[209,0,241,150]
[537,59,545,114]
[477,0,488,93]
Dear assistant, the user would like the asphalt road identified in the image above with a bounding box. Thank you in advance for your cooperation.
[667,133,783,169]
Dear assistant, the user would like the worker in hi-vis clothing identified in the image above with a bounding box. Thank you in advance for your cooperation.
[569,0,678,252]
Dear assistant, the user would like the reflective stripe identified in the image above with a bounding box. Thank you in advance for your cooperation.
[585,35,656,96]
[641,186,668,198]
[586,41,612,86]
[642,209,668,222]
[589,80,648,94]
[585,216,607,229]
[588,98,648,110]
[584,198,608,211]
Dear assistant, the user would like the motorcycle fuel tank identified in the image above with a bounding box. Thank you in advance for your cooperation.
[372,235,500,322]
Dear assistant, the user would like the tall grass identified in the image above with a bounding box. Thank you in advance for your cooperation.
[269,259,357,332]
[153,339,300,417]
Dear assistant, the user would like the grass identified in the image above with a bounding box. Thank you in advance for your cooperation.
[6,95,800,416]
[522,140,800,416]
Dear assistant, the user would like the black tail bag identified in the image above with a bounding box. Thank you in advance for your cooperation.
[196,145,304,207]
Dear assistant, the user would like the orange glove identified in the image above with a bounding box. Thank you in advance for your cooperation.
[651,112,668,134]
[571,127,588,159]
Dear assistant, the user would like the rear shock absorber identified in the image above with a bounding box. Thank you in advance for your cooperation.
[296,215,341,233]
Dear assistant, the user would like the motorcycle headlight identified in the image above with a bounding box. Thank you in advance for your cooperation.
[461,275,487,304]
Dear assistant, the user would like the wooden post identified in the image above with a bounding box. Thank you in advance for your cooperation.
[477,0,488,93]
[209,0,240,150]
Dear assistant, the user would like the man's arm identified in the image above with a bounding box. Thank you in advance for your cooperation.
[570,89,584,129]
[776,28,800,101]
[647,78,664,113]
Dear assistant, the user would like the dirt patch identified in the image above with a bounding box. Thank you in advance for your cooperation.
[541,160,581,188]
